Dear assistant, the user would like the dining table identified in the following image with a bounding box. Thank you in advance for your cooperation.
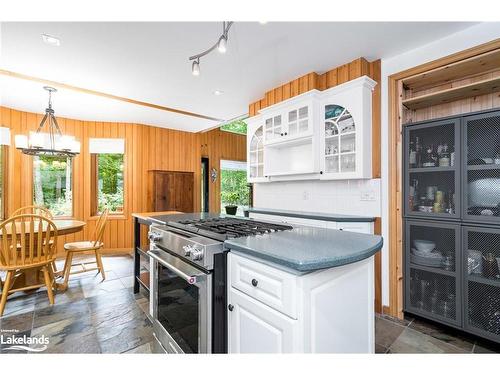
[1,219,86,291]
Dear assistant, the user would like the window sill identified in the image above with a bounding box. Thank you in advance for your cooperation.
[89,214,127,221]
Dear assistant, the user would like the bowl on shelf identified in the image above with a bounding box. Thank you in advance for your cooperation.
[413,239,436,253]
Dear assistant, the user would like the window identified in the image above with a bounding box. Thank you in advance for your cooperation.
[90,138,125,215]
[33,155,73,217]
[0,146,6,220]
[0,127,10,220]
[220,119,247,135]
[220,160,249,217]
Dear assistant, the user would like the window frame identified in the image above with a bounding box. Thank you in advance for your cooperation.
[32,154,74,219]
[89,138,126,218]
[0,145,8,221]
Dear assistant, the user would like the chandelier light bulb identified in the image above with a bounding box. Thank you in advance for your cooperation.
[192,60,200,76]
[29,132,44,148]
[217,36,227,53]
[15,135,28,149]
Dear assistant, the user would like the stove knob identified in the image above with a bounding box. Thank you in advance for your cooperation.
[191,248,204,261]
[183,245,194,257]
[148,231,162,243]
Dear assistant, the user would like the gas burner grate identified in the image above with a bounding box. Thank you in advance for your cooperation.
[176,217,293,239]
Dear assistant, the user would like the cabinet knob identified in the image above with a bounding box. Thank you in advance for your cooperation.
[320,171,323,174]
[285,132,288,136]
[280,133,283,136]
[228,304,234,311]
[251,279,258,287]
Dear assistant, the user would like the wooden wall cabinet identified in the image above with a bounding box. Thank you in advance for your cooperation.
[147,170,194,213]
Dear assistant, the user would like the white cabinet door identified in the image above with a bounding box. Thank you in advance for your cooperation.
[228,288,300,353]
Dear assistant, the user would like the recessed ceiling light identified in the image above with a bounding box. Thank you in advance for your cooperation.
[259,21,268,24]
[213,90,224,96]
[42,34,61,46]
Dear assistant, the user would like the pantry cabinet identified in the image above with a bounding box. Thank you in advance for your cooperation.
[403,108,500,344]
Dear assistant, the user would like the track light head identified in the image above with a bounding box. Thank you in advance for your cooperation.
[217,36,227,53]
[192,59,200,76]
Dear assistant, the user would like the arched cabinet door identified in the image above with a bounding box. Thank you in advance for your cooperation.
[247,120,269,183]
[322,104,356,176]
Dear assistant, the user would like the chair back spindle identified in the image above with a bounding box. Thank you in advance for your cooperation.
[92,209,109,247]
[0,214,58,269]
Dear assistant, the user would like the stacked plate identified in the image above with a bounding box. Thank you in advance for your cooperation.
[411,240,443,267]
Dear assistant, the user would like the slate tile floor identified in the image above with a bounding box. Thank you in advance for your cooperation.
[1,254,499,354]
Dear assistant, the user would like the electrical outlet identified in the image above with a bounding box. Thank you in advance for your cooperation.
[360,192,370,201]
[302,190,309,200]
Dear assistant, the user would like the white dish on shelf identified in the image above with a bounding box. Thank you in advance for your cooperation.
[413,239,436,253]
[468,250,483,274]
[411,248,442,258]
[410,254,443,268]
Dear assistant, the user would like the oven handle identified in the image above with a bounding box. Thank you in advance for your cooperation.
[148,249,206,285]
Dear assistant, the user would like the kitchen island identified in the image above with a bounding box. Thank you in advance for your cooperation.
[132,211,383,353]
[224,226,383,353]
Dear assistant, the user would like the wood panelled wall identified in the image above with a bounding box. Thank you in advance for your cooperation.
[248,57,381,178]
[0,106,246,256]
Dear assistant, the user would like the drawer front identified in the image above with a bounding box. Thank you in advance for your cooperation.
[229,253,298,319]
[336,222,373,234]
[249,212,327,228]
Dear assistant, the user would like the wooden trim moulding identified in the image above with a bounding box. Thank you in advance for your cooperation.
[387,38,500,319]
[0,69,223,123]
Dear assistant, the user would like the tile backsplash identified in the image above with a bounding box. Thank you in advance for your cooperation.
[253,178,381,217]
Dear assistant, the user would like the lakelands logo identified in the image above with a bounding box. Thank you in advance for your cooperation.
[0,329,49,352]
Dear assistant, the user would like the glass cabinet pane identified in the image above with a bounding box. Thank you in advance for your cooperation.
[288,110,297,122]
[404,118,460,218]
[408,222,457,272]
[325,155,339,173]
[465,111,500,223]
[408,268,457,322]
[408,171,456,215]
[405,220,460,326]
[299,106,308,119]
[465,226,500,340]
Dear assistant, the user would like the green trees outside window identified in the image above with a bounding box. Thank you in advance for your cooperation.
[96,153,124,214]
[33,155,73,217]
[220,168,249,216]
[220,119,247,135]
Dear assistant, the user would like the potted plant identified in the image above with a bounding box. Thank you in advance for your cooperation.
[224,191,240,215]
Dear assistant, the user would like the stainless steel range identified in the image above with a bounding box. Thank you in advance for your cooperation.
[147,213,293,354]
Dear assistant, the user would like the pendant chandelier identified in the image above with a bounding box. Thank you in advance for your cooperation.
[14,86,80,158]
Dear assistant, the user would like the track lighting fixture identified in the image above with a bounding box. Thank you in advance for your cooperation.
[192,59,200,76]
[189,22,233,76]
[217,35,227,53]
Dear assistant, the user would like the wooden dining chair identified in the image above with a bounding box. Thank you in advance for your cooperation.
[11,205,58,274]
[0,214,58,316]
[11,205,54,219]
[60,209,109,290]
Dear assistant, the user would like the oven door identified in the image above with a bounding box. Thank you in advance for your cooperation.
[148,247,211,354]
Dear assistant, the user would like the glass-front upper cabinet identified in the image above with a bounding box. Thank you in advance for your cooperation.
[261,90,319,146]
[319,76,376,180]
[322,104,356,175]
[404,118,461,219]
[247,116,269,183]
[264,115,282,143]
[464,110,500,224]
